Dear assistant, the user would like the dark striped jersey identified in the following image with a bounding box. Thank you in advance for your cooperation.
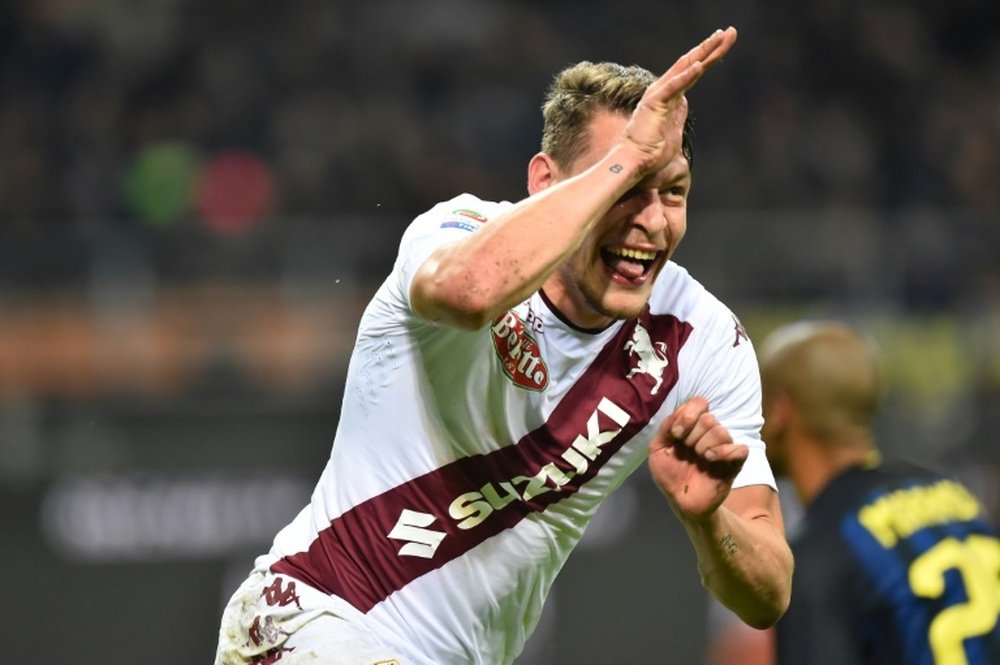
[776,461,1000,665]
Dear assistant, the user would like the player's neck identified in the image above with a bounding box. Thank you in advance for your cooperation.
[539,278,615,332]
[792,433,874,505]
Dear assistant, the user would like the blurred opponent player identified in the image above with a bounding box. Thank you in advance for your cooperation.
[709,320,1000,665]
[215,27,793,665]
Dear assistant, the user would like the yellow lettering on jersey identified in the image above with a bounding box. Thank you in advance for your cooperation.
[858,480,982,548]
[908,534,1000,665]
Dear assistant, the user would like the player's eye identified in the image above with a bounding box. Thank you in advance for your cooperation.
[661,186,688,202]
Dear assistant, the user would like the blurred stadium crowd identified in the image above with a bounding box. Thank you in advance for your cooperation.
[0,1,997,661]
[2,0,998,223]
[2,0,999,491]
[1,0,997,494]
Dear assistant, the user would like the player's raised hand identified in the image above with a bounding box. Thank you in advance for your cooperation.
[647,396,748,521]
[622,27,738,171]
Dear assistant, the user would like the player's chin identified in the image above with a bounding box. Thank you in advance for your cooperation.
[594,263,659,316]
[598,284,654,320]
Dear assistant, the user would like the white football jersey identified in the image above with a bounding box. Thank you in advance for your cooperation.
[264,193,776,664]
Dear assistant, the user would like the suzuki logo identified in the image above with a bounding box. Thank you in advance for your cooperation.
[387,509,446,559]
[624,322,670,395]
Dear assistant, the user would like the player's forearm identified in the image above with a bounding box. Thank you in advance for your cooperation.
[410,145,646,329]
[681,504,793,629]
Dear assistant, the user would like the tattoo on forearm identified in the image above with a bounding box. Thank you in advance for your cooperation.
[609,163,623,173]
[720,534,738,560]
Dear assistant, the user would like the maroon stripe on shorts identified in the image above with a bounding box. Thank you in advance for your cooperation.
[271,310,692,612]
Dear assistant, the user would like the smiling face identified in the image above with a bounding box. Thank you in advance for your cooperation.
[542,111,691,329]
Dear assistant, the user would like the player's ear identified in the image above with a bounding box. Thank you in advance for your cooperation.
[527,152,559,195]
[765,392,794,434]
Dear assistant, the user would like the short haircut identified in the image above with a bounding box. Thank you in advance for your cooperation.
[540,61,694,170]
[760,321,882,442]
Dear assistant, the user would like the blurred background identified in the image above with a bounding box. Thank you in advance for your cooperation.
[1,1,998,663]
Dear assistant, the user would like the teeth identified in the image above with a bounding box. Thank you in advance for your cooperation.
[607,247,658,262]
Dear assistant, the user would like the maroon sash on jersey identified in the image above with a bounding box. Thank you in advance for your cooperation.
[271,310,692,612]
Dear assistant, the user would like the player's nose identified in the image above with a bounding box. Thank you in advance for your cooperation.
[630,189,667,234]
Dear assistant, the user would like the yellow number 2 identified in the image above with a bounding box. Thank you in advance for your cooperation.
[908,534,1000,665]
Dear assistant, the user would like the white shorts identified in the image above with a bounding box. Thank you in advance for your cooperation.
[214,564,407,665]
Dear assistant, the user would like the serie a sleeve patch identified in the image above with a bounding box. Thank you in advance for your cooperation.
[439,208,489,232]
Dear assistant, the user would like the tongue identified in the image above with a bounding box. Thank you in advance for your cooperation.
[605,255,645,280]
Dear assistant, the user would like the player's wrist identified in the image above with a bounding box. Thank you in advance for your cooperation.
[596,143,650,187]
[675,498,729,534]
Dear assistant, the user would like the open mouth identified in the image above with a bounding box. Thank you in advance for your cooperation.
[601,246,660,283]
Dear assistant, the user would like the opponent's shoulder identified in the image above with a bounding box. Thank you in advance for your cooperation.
[830,460,952,501]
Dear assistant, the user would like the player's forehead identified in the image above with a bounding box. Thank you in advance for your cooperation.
[575,110,691,183]
[643,154,692,188]
[574,110,628,164]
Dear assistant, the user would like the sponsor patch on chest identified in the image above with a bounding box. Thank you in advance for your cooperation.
[491,310,549,390]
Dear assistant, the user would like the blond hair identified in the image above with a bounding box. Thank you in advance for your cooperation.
[540,61,694,170]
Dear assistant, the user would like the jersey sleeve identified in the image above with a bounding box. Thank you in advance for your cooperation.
[683,307,776,490]
[390,193,511,314]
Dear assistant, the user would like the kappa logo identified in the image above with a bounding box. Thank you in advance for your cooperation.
[491,311,549,391]
[732,314,749,347]
[625,322,670,394]
[261,578,302,610]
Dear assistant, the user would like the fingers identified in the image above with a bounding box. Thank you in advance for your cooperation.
[700,441,750,464]
[662,395,709,439]
[660,397,746,461]
[681,415,729,459]
[644,26,738,102]
[674,26,737,75]
[698,26,738,71]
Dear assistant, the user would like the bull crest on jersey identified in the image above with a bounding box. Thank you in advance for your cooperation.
[624,322,670,394]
